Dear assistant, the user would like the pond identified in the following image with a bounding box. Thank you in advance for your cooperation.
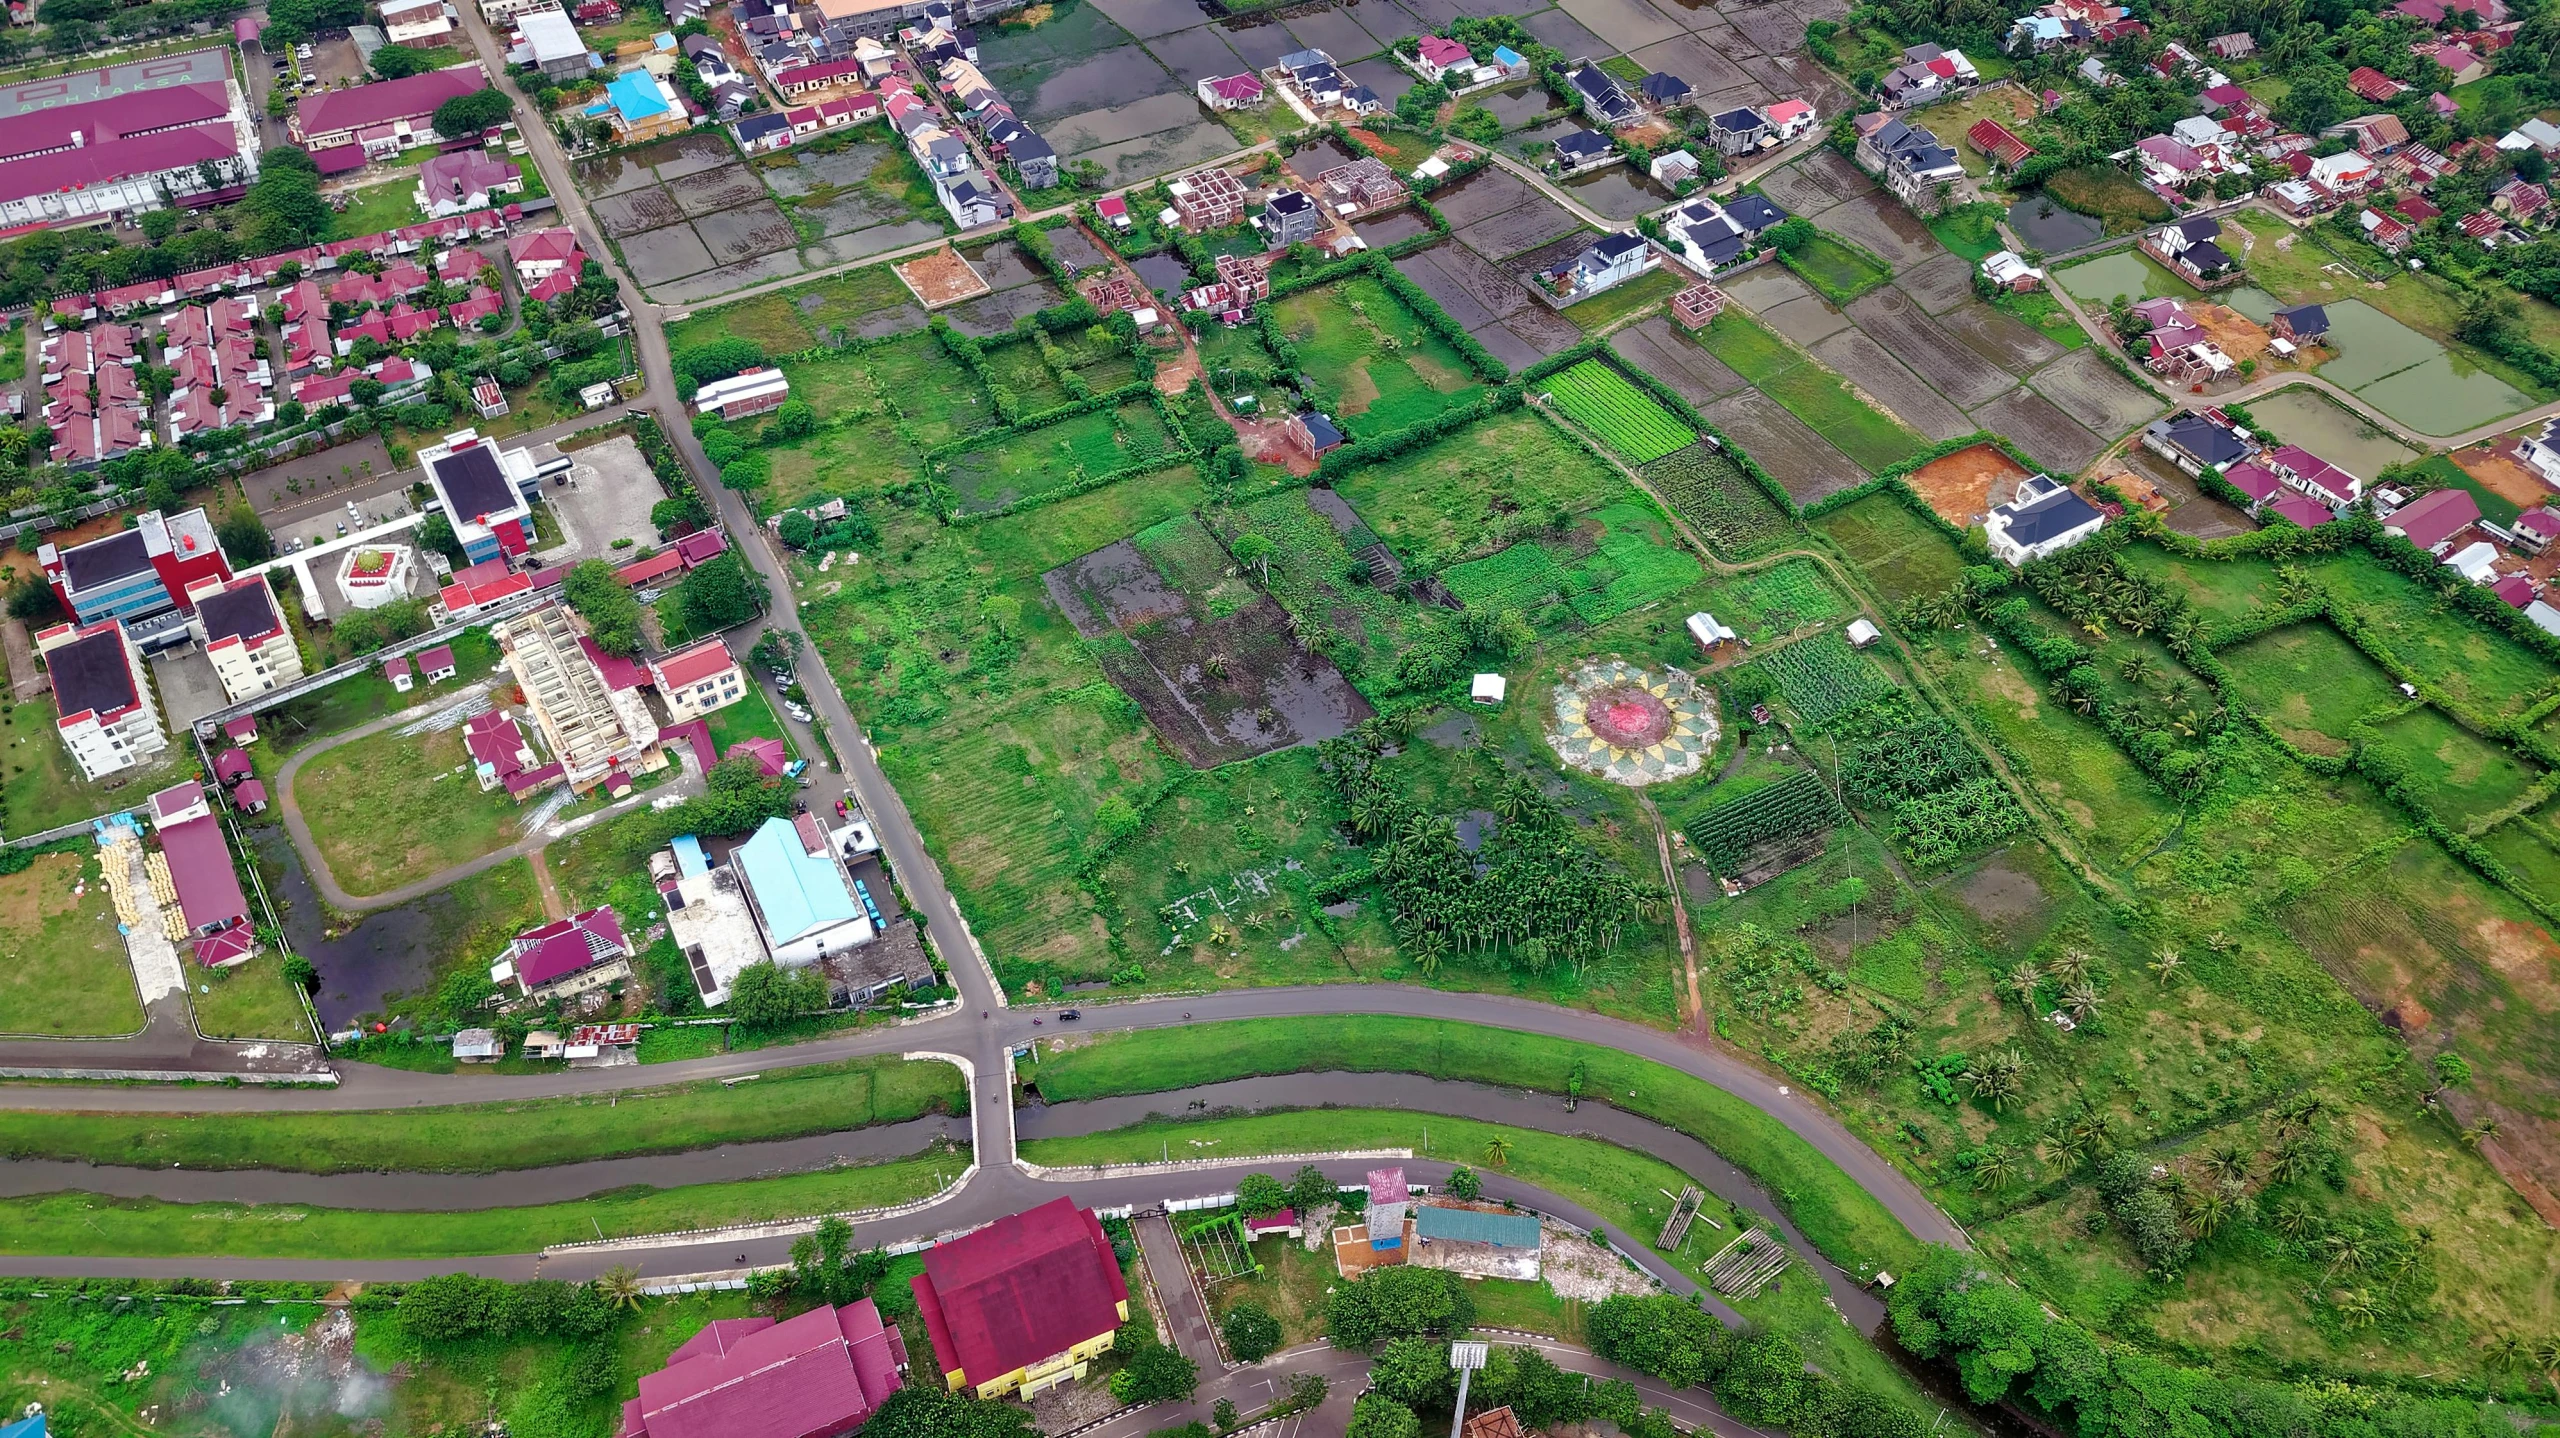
[1129,252,1194,296]
[2249,386,2418,480]
[2006,195,2102,252]
[1287,137,1360,181]
[2277,300,2533,436]
[1562,165,1677,221]
[1476,79,1562,131]
[2050,247,2192,304]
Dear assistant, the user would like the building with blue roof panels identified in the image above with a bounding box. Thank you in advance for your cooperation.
[732,815,874,964]
[672,833,710,876]
[1412,1202,1544,1279]
[587,67,690,143]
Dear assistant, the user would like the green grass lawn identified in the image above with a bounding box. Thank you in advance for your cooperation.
[1567,268,1684,333]
[188,953,315,1043]
[1029,1016,1923,1276]
[2044,165,2172,231]
[1275,274,1487,438]
[2302,548,2558,720]
[704,678,791,757]
[1926,201,2005,261]
[0,1150,961,1258]
[0,1055,962,1172]
[1333,409,1627,571]
[292,723,527,897]
[1812,493,1965,606]
[1694,309,1925,473]
[0,849,142,1037]
[2362,706,2541,827]
[941,400,1181,514]
[1,699,141,838]
[2216,622,2403,756]
[326,180,429,243]
[1780,232,1892,306]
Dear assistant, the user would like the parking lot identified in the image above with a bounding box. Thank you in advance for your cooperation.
[534,434,668,564]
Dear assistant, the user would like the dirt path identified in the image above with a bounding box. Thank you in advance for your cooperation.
[1638,793,1705,1034]
[528,847,566,921]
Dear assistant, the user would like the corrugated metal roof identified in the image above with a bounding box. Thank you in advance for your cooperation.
[1415,1205,1542,1248]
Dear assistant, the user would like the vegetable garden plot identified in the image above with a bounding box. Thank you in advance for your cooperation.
[1545,359,1695,464]
[1708,559,1846,641]
[1683,767,1846,874]
[1835,696,2029,869]
[1759,631,1893,731]
[1441,502,1701,628]
[942,400,1181,514]
[1641,442,1792,559]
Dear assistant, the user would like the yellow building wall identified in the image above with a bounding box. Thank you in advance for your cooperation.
[950,1307,1127,1400]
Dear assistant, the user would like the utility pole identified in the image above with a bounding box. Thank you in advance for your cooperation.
[1448,1342,1488,1438]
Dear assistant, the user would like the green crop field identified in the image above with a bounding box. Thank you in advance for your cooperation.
[1642,442,1794,559]
[1274,275,1486,438]
[1332,408,1625,570]
[1440,501,1701,628]
[1781,232,1892,305]
[1545,359,1695,463]
[941,400,1180,514]
[1756,631,1893,730]
[1695,310,1927,472]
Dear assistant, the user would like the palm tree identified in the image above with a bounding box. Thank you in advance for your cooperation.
[596,1265,645,1312]
[2465,1120,2503,1148]
[2182,1189,2236,1241]
[2486,1334,2532,1372]
[2269,1198,2315,1238]
[2149,947,2184,986]
[2060,980,2101,1023]
[2039,1118,2090,1175]
[2201,1143,2251,1190]
[2267,1135,2320,1186]
[1969,1144,2022,1192]
[2534,1337,2560,1374]
[2322,1225,2374,1274]
[2048,947,2094,985]
[2118,653,2155,685]
[2334,1287,2380,1331]
[1961,1047,2029,1112]
[2005,961,2044,1010]
[1484,1135,1512,1168]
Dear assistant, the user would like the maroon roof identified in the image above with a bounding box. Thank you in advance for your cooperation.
[1367,1166,1406,1202]
[0,124,240,208]
[732,735,788,777]
[912,1199,1129,1386]
[214,748,253,782]
[0,82,229,164]
[2494,573,2536,607]
[578,633,650,691]
[2386,486,2480,549]
[298,66,488,138]
[2517,507,2560,539]
[2267,492,2335,528]
[619,1301,904,1438]
[224,714,258,741]
[154,785,252,966]
[2223,461,2281,502]
[510,905,628,989]
[418,643,458,673]
[674,528,729,566]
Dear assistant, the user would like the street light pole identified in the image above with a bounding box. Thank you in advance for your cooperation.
[1448,1341,1488,1438]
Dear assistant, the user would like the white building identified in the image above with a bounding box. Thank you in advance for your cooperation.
[187,574,304,705]
[693,368,792,421]
[1983,473,2105,566]
[35,619,166,779]
[381,0,456,43]
[649,636,746,720]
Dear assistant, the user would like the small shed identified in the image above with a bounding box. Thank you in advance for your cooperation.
[452,1027,503,1062]
[232,779,269,814]
[1470,673,1507,705]
[418,645,459,683]
[213,748,254,785]
[1846,617,1882,648]
[223,714,259,745]
[383,653,414,692]
[1687,612,1737,651]
[523,1029,566,1060]
[1245,1206,1302,1239]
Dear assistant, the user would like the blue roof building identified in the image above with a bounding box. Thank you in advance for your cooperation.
[732,815,873,964]
[605,69,671,122]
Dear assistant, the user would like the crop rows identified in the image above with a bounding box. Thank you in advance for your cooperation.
[1642,443,1792,559]
[1721,559,1844,640]
[1759,631,1894,731]
[1546,360,1695,465]
[1684,769,1847,872]
[1442,504,1700,628]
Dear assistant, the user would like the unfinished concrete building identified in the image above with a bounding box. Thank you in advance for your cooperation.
[494,602,654,791]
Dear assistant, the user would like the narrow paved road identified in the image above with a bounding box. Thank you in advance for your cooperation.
[1134,1211,1223,1371]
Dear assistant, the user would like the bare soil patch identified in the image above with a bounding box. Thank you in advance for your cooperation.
[1907,440,2032,527]
[2462,441,2554,509]
[893,247,993,308]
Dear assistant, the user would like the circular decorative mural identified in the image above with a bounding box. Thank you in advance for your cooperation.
[1546,658,1719,786]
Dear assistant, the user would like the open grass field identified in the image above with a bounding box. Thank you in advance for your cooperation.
[2216,622,2401,755]
[1813,494,1965,606]
[1782,232,1892,305]
[2361,706,2541,826]
[2118,542,2278,629]
[1695,309,1925,473]
[292,724,526,897]
[1030,1016,1922,1274]
[942,399,1180,514]
[1442,501,1701,630]
[2044,165,2172,231]
[1,698,148,838]
[2303,548,2557,719]
[188,954,314,1043]
[1333,408,1628,571]
[1274,274,1486,439]
[0,849,141,1037]
[0,1055,961,1172]
[1567,267,1686,333]
[0,1149,960,1258]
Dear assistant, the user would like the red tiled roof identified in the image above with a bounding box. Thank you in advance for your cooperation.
[579,633,651,690]
[1967,117,2033,166]
[615,549,685,586]
[912,1199,1129,1387]
[298,66,489,138]
[2494,573,2536,607]
[650,636,733,689]
[0,124,240,209]
[153,784,251,967]
[2349,65,2403,100]
[2387,486,2481,549]
[510,905,628,989]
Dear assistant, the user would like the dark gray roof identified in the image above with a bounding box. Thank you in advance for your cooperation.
[1726,193,1787,232]
[1300,411,1344,449]
[2276,302,2328,332]
[195,581,278,646]
[1643,71,1692,103]
[2000,486,2103,545]
[1009,131,1054,162]
[60,526,153,596]
[1591,232,1647,261]
[1554,129,1611,157]
[429,442,514,524]
[1710,106,1765,131]
[2160,414,2246,465]
[2183,239,2233,271]
[1268,189,1313,214]
[2176,214,2221,241]
[47,626,137,719]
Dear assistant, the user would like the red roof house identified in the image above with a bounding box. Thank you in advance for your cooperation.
[1966,117,2034,168]
[674,528,730,567]
[2385,486,2482,552]
[2494,573,2537,607]
[501,906,631,995]
[616,1301,906,1438]
[149,782,255,966]
[2349,66,2406,101]
[912,1198,1132,1398]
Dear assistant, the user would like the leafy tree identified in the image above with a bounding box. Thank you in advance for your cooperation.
[242,149,329,251]
[397,1273,511,1342]
[433,88,515,139]
[370,44,432,77]
[1367,1336,1455,1408]
[678,552,768,632]
[350,376,389,408]
[2435,1051,2474,1087]
[1345,1395,1419,1438]
[1767,216,1817,255]
[1287,1163,1339,1216]
[334,597,430,655]
[769,399,817,437]
[728,960,827,1027]
[1394,80,1450,128]
[1443,1165,1480,1200]
[1211,1398,1239,1431]
[216,505,273,565]
[777,511,818,549]
[1221,1303,1283,1363]
[1586,1293,1731,1388]
[652,492,711,536]
[1714,1331,1814,1428]
[415,510,462,561]
[1451,103,1503,144]
[1325,1265,1475,1349]
[564,558,643,656]
[281,955,319,992]
[677,338,767,385]
[864,1387,1038,1438]
[1235,1171,1287,1218]
[1479,1346,1592,1429]
[1231,532,1277,583]
[1109,1338,1198,1404]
